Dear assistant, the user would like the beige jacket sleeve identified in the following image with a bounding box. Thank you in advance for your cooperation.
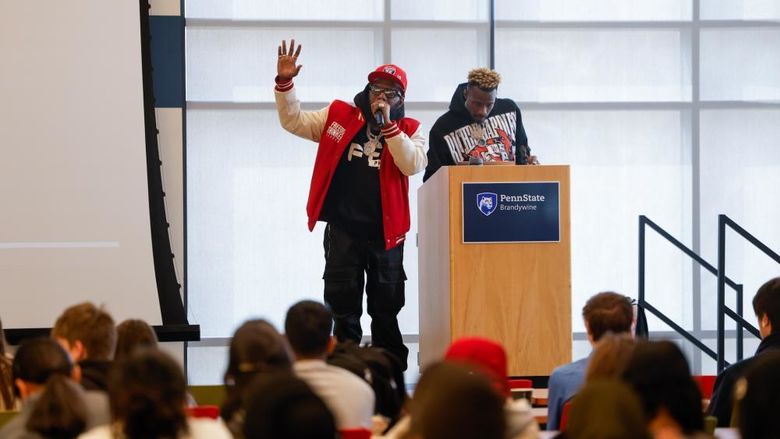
[274,86,330,142]
[381,122,427,176]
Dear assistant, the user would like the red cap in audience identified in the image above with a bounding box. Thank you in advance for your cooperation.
[444,336,509,398]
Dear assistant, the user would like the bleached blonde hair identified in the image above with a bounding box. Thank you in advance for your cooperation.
[467,68,501,90]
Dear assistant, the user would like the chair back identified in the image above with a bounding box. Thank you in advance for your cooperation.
[559,399,573,430]
[692,375,717,399]
[186,405,220,419]
[339,428,372,439]
[507,378,533,389]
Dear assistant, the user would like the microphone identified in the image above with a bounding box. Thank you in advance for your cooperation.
[374,111,385,127]
[468,156,483,166]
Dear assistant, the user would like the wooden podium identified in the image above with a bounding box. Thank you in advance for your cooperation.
[418,165,571,376]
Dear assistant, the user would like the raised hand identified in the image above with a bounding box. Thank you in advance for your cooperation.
[277,39,302,81]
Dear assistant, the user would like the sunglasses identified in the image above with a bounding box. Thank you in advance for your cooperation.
[368,85,402,99]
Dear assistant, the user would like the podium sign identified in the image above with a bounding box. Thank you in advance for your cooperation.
[463,181,560,243]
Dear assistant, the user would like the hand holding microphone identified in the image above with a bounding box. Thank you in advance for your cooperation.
[371,99,391,128]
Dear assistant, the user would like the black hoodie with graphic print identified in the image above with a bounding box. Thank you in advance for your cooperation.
[423,83,529,182]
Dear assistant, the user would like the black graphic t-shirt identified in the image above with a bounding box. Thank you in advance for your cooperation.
[443,112,518,163]
[320,124,384,238]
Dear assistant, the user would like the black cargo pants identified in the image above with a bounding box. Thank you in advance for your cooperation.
[323,223,409,370]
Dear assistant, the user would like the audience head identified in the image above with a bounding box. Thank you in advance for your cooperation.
[109,349,188,439]
[12,338,88,439]
[0,317,15,410]
[408,361,505,439]
[582,292,634,343]
[752,276,780,339]
[284,300,334,359]
[0,317,7,356]
[242,372,336,439]
[735,350,780,439]
[222,319,292,424]
[327,341,407,427]
[51,302,116,362]
[564,380,648,439]
[622,340,703,435]
[12,337,74,398]
[114,319,158,362]
[585,333,637,383]
[444,336,509,398]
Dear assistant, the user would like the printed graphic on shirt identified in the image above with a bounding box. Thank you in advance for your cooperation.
[443,112,517,163]
[347,139,383,169]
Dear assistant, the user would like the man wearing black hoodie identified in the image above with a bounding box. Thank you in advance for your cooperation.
[274,40,426,370]
[707,277,780,426]
[423,68,534,182]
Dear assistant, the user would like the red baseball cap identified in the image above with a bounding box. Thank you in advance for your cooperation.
[368,64,407,94]
[444,336,509,398]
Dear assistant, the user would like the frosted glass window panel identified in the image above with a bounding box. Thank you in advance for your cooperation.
[187,345,229,385]
[701,0,780,20]
[185,0,383,21]
[496,0,692,21]
[698,109,780,330]
[522,110,692,333]
[187,109,329,337]
[700,29,780,102]
[399,108,453,335]
[391,0,488,21]
[697,337,761,375]
[392,30,488,102]
[495,30,692,102]
[187,28,381,103]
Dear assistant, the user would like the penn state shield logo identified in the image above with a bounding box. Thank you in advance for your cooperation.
[476,192,498,216]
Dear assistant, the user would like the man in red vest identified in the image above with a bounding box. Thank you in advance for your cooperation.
[274,40,426,370]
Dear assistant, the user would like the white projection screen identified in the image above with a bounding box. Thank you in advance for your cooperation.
[0,1,164,329]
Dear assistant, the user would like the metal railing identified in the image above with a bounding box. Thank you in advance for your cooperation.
[638,215,777,372]
[716,214,780,371]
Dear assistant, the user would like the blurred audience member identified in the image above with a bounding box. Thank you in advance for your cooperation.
[79,349,231,439]
[51,303,117,392]
[708,277,780,426]
[0,317,18,411]
[548,292,634,430]
[1,338,110,439]
[623,341,710,439]
[406,361,505,439]
[444,336,539,439]
[221,319,292,437]
[734,350,780,439]
[114,319,158,362]
[242,371,337,439]
[558,380,648,439]
[584,333,637,382]
[285,300,374,430]
[327,341,406,433]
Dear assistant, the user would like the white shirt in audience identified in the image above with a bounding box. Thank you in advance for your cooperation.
[294,359,375,429]
[77,418,232,439]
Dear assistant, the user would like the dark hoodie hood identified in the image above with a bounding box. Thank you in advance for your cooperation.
[449,82,470,118]
[354,84,405,124]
